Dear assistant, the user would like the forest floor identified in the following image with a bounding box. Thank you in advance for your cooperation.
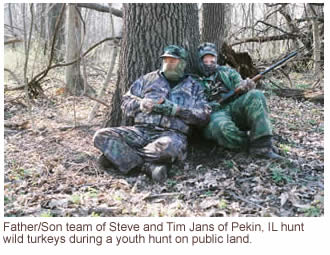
[4,71,324,217]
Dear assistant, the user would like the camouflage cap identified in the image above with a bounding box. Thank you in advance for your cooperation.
[198,42,217,58]
[160,45,188,60]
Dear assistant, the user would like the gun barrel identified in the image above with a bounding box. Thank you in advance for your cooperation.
[219,51,298,105]
[260,51,297,76]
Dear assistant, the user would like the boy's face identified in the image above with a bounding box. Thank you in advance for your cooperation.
[203,54,216,65]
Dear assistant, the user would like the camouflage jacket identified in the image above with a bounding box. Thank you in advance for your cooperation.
[121,70,210,135]
[198,65,243,102]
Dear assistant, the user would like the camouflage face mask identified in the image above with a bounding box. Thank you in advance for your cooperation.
[200,62,217,76]
[161,59,187,81]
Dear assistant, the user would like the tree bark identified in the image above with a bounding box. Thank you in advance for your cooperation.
[250,3,255,52]
[7,3,15,49]
[278,5,301,50]
[76,3,122,17]
[88,4,119,122]
[65,4,84,96]
[48,3,65,60]
[105,3,200,127]
[39,3,46,39]
[271,9,278,55]
[201,3,226,54]
[308,4,321,77]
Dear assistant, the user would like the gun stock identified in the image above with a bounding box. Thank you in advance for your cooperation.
[251,73,263,83]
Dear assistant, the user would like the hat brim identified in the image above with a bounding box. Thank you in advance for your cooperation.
[200,51,217,57]
[160,53,181,59]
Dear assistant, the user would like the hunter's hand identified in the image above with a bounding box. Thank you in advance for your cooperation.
[140,98,155,113]
[239,78,256,93]
[152,99,178,116]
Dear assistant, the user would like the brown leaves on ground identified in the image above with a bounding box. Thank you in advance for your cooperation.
[4,74,324,217]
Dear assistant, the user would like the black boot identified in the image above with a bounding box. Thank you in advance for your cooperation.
[143,163,168,183]
[250,136,283,160]
[250,146,284,159]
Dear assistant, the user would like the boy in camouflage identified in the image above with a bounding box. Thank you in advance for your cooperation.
[93,45,211,182]
[196,42,282,159]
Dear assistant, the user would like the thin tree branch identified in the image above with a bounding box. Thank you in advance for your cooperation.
[308,3,324,6]
[295,17,324,23]
[51,77,111,108]
[230,34,299,47]
[88,3,118,122]
[22,4,35,130]
[84,94,111,108]
[4,38,23,45]
[76,3,123,17]
[32,4,66,84]
[48,4,66,68]
[30,36,121,85]
[4,68,22,85]
[4,23,24,32]
[256,20,298,36]
[265,3,288,8]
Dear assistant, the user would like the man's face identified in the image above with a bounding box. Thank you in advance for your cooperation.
[203,54,216,65]
[162,57,180,71]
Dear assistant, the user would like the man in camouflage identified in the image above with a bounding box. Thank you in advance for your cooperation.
[93,45,210,182]
[196,42,282,159]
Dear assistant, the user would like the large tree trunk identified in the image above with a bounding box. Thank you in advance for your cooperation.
[65,4,84,96]
[201,3,226,55]
[105,3,200,127]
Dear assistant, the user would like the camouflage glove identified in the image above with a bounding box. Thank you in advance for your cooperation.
[152,99,178,116]
[238,78,256,93]
[208,101,221,112]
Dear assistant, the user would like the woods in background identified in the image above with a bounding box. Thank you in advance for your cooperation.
[4,3,324,124]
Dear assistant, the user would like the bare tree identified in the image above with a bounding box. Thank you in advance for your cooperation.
[48,3,65,60]
[250,3,255,52]
[6,4,15,49]
[88,4,119,122]
[38,4,46,40]
[308,4,322,76]
[65,4,84,96]
[22,4,35,130]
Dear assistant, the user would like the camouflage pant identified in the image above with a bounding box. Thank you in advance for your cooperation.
[93,125,187,174]
[203,90,273,150]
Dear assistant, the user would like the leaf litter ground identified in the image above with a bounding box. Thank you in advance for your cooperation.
[4,74,324,217]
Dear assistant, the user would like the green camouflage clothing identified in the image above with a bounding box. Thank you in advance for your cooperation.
[198,65,273,150]
[93,70,210,174]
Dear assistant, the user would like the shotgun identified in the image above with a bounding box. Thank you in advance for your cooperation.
[218,51,298,104]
